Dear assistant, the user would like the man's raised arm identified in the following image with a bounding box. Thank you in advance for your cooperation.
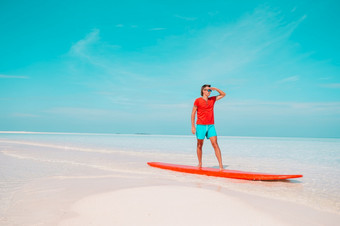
[210,87,226,101]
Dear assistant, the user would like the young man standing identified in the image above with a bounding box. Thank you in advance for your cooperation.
[191,84,226,170]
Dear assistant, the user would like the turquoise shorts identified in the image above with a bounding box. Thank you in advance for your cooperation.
[196,124,217,140]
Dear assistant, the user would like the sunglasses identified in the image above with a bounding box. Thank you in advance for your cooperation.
[204,89,212,92]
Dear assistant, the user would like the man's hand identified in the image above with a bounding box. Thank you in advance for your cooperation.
[192,126,196,135]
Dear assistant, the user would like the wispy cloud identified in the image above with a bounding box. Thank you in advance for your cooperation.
[170,7,308,84]
[208,11,219,17]
[149,27,167,31]
[221,100,340,116]
[174,14,197,21]
[69,29,100,58]
[0,74,29,79]
[45,107,114,118]
[115,24,138,29]
[277,76,300,83]
[318,77,332,80]
[320,83,340,89]
[11,113,39,118]
[64,5,337,122]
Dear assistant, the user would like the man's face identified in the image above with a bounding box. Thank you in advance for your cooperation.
[203,87,212,96]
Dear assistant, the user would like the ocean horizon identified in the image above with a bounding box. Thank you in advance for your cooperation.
[1,130,339,139]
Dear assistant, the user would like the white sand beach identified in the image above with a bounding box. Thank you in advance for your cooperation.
[57,185,340,226]
[58,186,288,226]
[3,167,339,226]
[1,134,340,226]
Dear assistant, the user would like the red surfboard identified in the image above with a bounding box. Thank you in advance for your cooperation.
[147,162,303,181]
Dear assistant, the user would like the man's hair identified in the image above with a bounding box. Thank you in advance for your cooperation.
[201,84,211,96]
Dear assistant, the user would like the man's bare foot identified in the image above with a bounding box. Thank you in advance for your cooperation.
[197,163,202,168]
[219,166,224,171]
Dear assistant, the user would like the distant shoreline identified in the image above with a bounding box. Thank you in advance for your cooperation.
[0,131,339,139]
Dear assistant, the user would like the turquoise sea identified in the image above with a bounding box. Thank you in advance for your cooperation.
[0,132,339,223]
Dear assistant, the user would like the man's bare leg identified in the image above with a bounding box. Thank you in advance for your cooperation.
[197,139,204,168]
[210,136,223,170]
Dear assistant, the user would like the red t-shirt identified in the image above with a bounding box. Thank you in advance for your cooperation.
[194,96,217,125]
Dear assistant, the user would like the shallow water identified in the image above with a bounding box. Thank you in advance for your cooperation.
[0,132,339,221]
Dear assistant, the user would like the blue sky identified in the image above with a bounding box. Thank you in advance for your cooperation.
[1,0,339,138]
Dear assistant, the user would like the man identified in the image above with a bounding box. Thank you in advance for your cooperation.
[191,84,226,170]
